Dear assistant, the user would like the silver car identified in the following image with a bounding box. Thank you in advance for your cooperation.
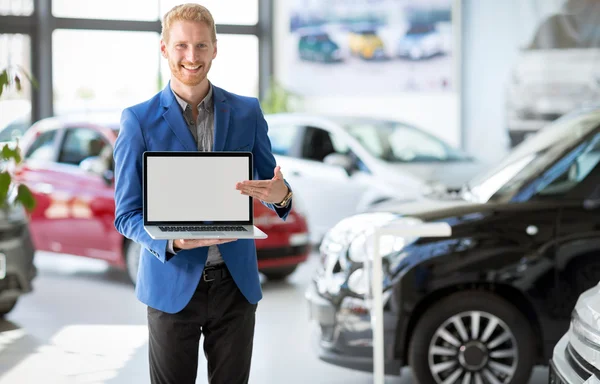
[550,283,600,384]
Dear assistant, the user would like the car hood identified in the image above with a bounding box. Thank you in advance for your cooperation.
[386,160,483,190]
[364,194,476,219]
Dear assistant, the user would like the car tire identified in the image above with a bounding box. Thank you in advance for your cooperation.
[124,239,141,286]
[0,298,18,317]
[262,266,297,281]
[408,291,535,384]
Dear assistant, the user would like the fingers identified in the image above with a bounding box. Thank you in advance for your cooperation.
[234,165,284,201]
[238,180,271,188]
[236,181,271,199]
[273,165,284,180]
[178,238,237,249]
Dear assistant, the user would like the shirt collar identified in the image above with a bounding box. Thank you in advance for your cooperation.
[171,82,213,113]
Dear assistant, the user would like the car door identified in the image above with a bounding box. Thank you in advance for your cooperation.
[51,127,117,260]
[537,130,600,287]
[274,124,370,241]
[514,131,600,338]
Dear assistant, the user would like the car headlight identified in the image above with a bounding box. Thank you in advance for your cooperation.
[347,268,368,295]
[320,212,399,256]
[571,309,600,349]
[347,217,423,263]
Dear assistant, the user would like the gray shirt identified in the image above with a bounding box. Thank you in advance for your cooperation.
[167,84,224,266]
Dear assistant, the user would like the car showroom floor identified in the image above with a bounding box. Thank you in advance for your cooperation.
[0,251,549,384]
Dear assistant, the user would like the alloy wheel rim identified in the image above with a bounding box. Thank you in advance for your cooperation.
[427,310,518,384]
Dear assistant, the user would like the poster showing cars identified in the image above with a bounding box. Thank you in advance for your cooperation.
[282,0,455,96]
[505,0,600,147]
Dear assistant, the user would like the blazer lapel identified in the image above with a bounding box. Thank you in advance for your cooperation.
[212,86,230,152]
[160,83,197,152]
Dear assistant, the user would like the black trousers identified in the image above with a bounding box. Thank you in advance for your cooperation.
[147,264,257,384]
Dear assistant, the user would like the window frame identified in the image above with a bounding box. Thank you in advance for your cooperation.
[0,0,272,123]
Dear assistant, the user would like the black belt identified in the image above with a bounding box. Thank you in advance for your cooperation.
[202,264,230,282]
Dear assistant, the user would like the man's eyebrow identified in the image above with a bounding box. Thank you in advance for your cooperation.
[172,40,210,45]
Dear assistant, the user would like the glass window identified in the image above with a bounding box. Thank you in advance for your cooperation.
[25,130,57,162]
[159,0,258,25]
[160,34,259,98]
[301,127,344,162]
[58,128,108,166]
[336,118,468,162]
[467,110,600,203]
[267,124,300,156]
[52,0,159,21]
[0,0,33,16]
[52,30,160,116]
[534,133,600,197]
[0,34,32,143]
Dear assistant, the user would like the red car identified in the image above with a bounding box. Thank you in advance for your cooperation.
[14,114,310,284]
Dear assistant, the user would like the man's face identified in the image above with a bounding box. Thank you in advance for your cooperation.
[161,20,217,87]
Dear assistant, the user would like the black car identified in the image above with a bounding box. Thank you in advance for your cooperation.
[0,187,36,317]
[306,106,600,384]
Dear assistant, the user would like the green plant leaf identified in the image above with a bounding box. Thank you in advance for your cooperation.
[0,144,21,163]
[14,75,21,91]
[16,184,35,210]
[16,65,38,89]
[0,69,8,98]
[0,172,11,207]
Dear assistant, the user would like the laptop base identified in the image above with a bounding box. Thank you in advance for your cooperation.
[144,225,268,240]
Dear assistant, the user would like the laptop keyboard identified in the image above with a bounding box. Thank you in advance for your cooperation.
[159,226,248,232]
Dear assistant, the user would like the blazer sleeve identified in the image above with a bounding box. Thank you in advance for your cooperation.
[252,99,293,220]
[113,108,171,263]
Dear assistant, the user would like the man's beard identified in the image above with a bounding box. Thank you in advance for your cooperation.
[170,60,211,86]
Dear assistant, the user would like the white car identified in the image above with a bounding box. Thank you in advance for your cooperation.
[505,12,600,147]
[550,282,600,384]
[265,113,481,243]
[397,23,445,60]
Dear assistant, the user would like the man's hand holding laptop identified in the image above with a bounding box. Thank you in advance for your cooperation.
[173,166,288,250]
[174,238,237,249]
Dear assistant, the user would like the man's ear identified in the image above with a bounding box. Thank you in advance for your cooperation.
[160,40,168,58]
[212,41,218,59]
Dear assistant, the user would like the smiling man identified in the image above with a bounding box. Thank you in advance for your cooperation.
[112,3,293,384]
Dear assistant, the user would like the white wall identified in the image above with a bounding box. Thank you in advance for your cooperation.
[273,0,462,148]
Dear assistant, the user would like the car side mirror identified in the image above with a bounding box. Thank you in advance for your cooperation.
[323,153,355,175]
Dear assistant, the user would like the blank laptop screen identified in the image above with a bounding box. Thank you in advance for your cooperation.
[145,156,250,223]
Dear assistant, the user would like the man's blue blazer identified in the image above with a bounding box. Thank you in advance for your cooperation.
[113,83,292,314]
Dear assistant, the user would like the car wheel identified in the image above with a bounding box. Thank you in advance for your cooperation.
[125,240,141,286]
[0,298,18,317]
[262,266,297,281]
[409,291,535,384]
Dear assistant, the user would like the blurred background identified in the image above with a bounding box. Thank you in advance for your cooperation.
[1,0,600,383]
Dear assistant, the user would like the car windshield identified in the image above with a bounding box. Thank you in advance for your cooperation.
[465,109,600,203]
[335,118,469,162]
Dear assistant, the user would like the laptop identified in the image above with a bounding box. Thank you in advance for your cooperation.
[143,151,268,240]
